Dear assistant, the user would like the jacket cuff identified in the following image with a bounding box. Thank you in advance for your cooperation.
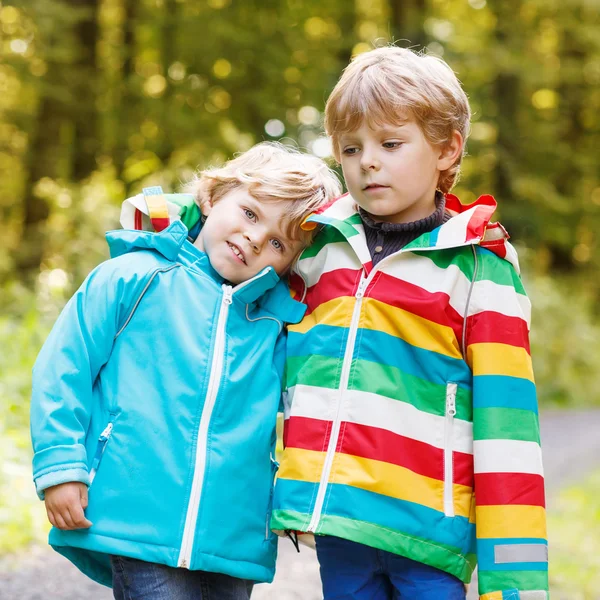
[35,468,90,500]
[32,444,89,499]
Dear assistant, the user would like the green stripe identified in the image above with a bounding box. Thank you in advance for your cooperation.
[418,246,476,280]
[351,360,473,421]
[301,225,348,259]
[475,247,526,295]
[473,407,540,443]
[319,514,475,583]
[404,231,432,250]
[271,508,312,533]
[288,355,473,420]
[478,569,549,594]
[286,354,342,390]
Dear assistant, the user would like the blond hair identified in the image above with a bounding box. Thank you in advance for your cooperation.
[187,142,341,245]
[325,46,471,193]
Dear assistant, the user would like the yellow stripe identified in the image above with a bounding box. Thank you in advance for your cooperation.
[279,448,472,517]
[476,505,547,539]
[278,447,324,483]
[290,296,462,359]
[145,195,169,220]
[364,298,462,359]
[289,297,352,334]
[468,342,534,381]
[480,593,503,600]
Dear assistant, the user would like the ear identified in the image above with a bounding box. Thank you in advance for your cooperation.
[200,197,213,218]
[437,131,464,171]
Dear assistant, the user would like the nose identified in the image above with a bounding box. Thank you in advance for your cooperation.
[243,229,266,253]
[360,146,380,171]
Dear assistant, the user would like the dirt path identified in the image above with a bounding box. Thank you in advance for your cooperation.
[1,409,598,600]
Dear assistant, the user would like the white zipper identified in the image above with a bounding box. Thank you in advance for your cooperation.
[178,283,233,568]
[307,274,369,532]
[443,382,458,517]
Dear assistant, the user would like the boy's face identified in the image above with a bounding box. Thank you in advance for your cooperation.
[338,120,458,223]
[194,186,304,285]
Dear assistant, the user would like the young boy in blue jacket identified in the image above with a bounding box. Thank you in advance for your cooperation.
[30,142,341,599]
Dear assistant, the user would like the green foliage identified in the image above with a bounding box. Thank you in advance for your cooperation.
[529,272,600,406]
[548,470,600,598]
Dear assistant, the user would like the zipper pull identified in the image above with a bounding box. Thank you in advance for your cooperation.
[99,422,113,441]
[222,284,233,305]
[446,383,457,416]
[355,277,368,299]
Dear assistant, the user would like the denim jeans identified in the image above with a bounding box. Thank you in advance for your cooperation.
[315,536,466,600]
[110,555,254,600]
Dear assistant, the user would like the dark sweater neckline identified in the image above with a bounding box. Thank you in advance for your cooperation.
[359,191,447,234]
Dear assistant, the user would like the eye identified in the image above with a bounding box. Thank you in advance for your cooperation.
[342,146,359,155]
[270,238,285,252]
[243,208,257,221]
[383,141,402,149]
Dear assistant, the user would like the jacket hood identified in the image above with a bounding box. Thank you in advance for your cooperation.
[107,219,189,261]
[302,192,521,273]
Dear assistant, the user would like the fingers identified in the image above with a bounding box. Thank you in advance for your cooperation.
[67,504,93,529]
[44,482,92,530]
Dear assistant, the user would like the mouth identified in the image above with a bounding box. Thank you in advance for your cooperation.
[227,242,246,265]
[363,183,389,191]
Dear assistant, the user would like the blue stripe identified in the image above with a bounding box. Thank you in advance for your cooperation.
[357,329,471,388]
[428,226,440,247]
[324,483,474,551]
[274,478,319,519]
[288,325,347,360]
[473,375,538,413]
[477,538,548,572]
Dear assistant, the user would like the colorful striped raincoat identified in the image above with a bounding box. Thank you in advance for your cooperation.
[271,193,549,600]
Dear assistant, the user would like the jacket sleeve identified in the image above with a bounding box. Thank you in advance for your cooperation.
[467,249,549,599]
[30,259,141,499]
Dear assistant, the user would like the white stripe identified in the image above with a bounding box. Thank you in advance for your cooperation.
[473,439,544,475]
[385,254,531,323]
[299,242,363,288]
[319,193,357,221]
[519,592,548,600]
[288,384,473,454]
[435,208,472,247]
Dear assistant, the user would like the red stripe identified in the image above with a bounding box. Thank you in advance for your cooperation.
[284,415,332,452]
[134,208,142,230]
[151,217,170,232]
[340,422,473,486]
[474,472,545,507]
[304,268,363,316]
[288,417,474,486]
[467,311,530,353]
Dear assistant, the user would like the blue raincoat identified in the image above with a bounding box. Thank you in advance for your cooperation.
[30,219,305,587]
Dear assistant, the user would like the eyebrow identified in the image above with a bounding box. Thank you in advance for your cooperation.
[248,199,290,243]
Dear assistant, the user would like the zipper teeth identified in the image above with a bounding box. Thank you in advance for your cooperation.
[443,382,457,517]
[178,285,232,568]
[307,276,368,533]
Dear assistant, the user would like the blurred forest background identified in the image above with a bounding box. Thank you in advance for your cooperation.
[0,0,599,595]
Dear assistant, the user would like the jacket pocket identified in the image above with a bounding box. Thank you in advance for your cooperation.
[89,415,117,486]
[443,383,458,517]
[265,453,280,540]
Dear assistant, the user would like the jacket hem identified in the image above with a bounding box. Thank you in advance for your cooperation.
[49,528,275,587]
[271,509,474,584]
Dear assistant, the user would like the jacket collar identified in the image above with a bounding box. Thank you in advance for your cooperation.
[302,192,503,270]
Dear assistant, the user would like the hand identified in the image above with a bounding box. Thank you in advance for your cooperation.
[44,482,93,530]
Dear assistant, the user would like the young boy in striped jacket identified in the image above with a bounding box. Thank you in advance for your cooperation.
[272,46,549,600]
